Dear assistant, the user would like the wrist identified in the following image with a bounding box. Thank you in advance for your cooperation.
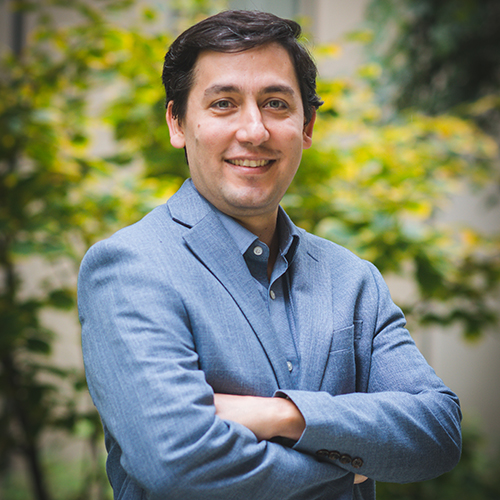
[273,396,306,441]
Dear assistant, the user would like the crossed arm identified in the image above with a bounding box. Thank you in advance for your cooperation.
[214,393,368,484]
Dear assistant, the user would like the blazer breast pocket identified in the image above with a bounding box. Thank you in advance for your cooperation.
[319,321,362,395]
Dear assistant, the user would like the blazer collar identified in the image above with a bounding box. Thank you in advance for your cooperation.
[167,179,294,390]
[167,179,213,228]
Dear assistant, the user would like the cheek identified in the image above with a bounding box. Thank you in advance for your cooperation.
[189,128,212,154]
[192,121,225,146]
[275,119,306,143]
[281,128,306,157]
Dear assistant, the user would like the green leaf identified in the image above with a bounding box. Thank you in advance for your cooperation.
[48,289,75,310]
[25,337,51,354]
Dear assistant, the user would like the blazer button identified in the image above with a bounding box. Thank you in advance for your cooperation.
[352,457,364,469]
[328,450,341,461]
[316,449,329,459]
[339,454,352,465]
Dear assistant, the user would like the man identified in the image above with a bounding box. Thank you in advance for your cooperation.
[78,10,462,500]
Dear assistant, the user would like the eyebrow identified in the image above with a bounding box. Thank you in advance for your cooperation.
[204,84,296,98]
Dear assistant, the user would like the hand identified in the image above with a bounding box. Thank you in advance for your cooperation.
[214,393,305,441]
[354,474,368,484]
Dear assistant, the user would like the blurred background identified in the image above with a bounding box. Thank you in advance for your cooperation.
[1,0,499,499]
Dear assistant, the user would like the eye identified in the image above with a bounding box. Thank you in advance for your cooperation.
[265,99,287,110]
[212,100,234,110]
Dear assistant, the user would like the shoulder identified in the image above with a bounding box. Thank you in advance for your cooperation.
[78,203,183,285]
[81,179,207,264]
[295,228,393,313]
[84,201,180,255]
[77,202,193,321]
[299,229,378,278]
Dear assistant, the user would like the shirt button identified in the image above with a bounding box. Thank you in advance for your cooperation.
[269,289,276,300]
[287,361,293,372]
[253,246,263,256]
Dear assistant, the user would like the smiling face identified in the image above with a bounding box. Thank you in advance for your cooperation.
[166,43,315,232]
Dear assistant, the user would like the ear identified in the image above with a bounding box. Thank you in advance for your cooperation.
[302,109,316,150]
[166,101,186,149]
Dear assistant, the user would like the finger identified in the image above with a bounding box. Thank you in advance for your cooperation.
[354,474,368,484]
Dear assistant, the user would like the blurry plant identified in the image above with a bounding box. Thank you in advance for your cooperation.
[0,1,171,499]
[329,0,500,335]
[361,0,500,221]
[169,0,228,31]
[364,0,500,121]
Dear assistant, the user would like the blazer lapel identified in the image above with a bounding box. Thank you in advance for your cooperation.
[290,239,336,392]
[168,180,293,390]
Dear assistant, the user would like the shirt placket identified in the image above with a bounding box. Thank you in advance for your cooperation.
[249,242,300,388]
[268,254,300,387]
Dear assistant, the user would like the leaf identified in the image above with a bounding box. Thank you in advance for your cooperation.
[48,289,75,310]
[25,337,51,354]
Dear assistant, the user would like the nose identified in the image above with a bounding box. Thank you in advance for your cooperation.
[235,104,270,145]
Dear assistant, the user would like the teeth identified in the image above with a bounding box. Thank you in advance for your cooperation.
[227,159,271,167]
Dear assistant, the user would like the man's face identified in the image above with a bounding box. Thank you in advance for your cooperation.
[166,43,315,226]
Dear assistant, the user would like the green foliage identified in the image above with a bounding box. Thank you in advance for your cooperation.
[1,446,112,500]
[356,0,500,336]
[365,0,500,117]
[1,1,169,498]
[169,0,229,30]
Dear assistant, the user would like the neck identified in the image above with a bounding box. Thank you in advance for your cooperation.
[234,210,277,243]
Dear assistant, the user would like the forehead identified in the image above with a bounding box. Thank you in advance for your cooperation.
[189,43,300,96]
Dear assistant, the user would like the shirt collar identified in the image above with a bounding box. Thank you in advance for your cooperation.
[277,208,300,263]
[216,208,258,255]
[214,205,300,263]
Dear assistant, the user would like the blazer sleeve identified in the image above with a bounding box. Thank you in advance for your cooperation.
[78,237,351,500]
[277,261,462,484]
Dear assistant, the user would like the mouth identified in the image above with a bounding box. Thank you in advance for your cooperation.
[226,159,273,168]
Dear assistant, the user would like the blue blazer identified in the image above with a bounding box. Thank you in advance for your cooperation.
[79,179,462,500]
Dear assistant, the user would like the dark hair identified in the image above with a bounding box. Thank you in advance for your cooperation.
[162,10,323,124]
